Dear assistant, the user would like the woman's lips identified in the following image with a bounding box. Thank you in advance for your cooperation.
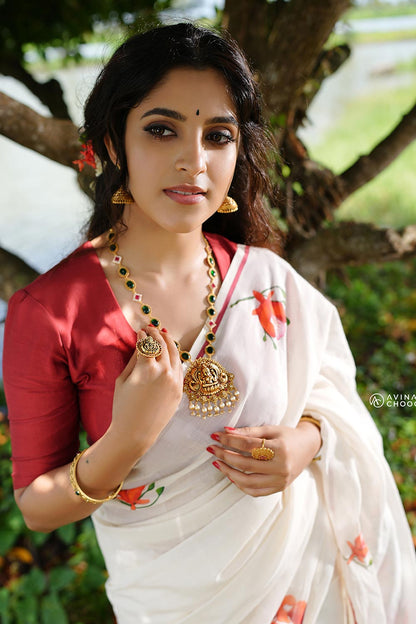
[163,186,206,205]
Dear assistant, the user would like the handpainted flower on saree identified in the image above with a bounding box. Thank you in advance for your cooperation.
[271,594,307,624]
[346,533,373,567]
[231,285,289,348]
[252,290,287,339]
[117,482,165,510]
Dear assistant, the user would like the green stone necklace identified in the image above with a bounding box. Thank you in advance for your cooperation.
[107,229,239,418]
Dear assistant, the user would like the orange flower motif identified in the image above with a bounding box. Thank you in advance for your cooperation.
[272,595,307,624]
[347,533,371,565]
[73,140,96,172]
[252,290,287,339]
[117,482,165,510]
[117,485,150,510]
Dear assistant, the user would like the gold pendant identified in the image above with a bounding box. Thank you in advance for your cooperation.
[183,357,239,418]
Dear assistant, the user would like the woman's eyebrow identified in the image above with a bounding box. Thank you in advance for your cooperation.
[207,115,238,127]
[141,107,186,121]
[141,108,238,127]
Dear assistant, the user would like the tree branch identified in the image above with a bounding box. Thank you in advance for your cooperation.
[0,248,39,302]
[340,101,416,196]
[0,92,80,168]
[0,55,70,119]
[287,222,416,283]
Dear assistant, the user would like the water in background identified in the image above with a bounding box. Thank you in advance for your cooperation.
[1,27,416,378]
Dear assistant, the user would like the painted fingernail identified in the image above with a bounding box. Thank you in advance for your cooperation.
[210,433,220,442]
[206,446,215,455]
[161,327,167,333]
[224,427,236,431]
[212,461,221,470]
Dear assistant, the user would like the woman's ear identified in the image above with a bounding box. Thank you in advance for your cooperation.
[104,134,118,166]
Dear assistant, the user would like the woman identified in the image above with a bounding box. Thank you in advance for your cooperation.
[3,22,415,624]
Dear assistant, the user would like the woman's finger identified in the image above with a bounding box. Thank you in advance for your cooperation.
[207,445,276,474]
[211,431,275,456]
[212,460,286,495]
[158,327,181,371]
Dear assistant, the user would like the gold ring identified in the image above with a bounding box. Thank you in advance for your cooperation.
[136,335,163,358]
[251,438,275,461]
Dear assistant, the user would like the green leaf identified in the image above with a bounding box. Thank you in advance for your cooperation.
[26,567,47,595]
[15,594,38,624]
[30,531,49,547]
[82,564,107,591]
[56,523,76,545]
[156,487,164,496]
[49,566,76,592]
[147,482,155,491]
[0,587,11,624]
[291,181,304,196]
[0,530,17,555]
[41,593,69,624]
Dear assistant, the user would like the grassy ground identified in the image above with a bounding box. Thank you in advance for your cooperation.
[307,82,416,228]
[346,3,416,20]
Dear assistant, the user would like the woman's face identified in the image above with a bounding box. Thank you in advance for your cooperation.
[117,67,240,234]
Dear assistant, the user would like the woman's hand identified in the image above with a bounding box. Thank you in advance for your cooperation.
[207,422,321,497]
[109,326,183,456]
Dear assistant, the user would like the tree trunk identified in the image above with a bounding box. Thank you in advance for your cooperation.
[223,0,351,116]
[0,248,39,302]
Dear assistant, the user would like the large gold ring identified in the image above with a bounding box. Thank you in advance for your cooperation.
[136,335,163,358]
[251,438,275,461]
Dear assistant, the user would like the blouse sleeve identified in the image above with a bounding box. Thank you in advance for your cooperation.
[3,289,80,489]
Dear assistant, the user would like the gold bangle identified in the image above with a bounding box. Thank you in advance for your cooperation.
[299,415,321,431]
[69,450,124,505]
[299,415,322,462]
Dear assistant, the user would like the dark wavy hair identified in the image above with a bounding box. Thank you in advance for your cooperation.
[83,22,281,252]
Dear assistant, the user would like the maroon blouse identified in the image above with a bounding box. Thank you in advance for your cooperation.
[3,233,236,489]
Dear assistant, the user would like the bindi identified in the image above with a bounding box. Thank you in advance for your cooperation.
[196,109,200,116]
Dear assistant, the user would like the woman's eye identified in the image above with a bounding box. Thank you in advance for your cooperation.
[144,125,175,138]
[207,131,235,145]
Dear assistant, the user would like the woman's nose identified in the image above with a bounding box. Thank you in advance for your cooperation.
[175,138,207,176]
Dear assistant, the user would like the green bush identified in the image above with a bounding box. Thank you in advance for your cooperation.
[0,405,114,624]
[325,256,416,543]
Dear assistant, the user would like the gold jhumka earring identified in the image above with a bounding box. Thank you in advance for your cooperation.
[217,196,238,213]
[112,187,134,204]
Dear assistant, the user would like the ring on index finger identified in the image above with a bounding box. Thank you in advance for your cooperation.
[136,335,163,358]
[251,438,275,461]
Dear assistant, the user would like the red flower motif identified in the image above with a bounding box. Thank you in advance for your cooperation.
[347,533,369,565]
[252,290,287,339]
[272,595,307,624]
[117,485,150,510]
[73,141,96,172]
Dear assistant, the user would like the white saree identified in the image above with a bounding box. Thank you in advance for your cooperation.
[92,244,416,624]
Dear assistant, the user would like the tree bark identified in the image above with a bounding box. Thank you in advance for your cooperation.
[0,55,70,119]
[275,98,416,237]
[287,222,416,283]
[0,248,39,303]
[0,92,80,168]
[223,0,350,116]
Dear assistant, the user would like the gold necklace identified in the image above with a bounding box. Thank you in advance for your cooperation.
[107,229,239,418]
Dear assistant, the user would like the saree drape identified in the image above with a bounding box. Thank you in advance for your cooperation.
[91,244,416,623]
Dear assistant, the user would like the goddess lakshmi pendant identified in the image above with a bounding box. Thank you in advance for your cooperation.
[183,356,239,418]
